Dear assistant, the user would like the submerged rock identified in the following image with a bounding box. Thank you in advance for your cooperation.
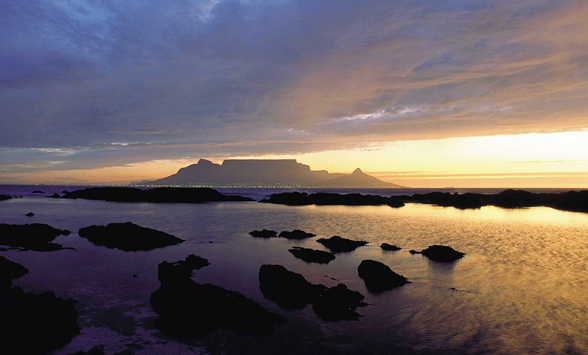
[151,259,282,337]
[380,243,401,251]
[316,236,368,253]
[288,247,336,264]
[278,229,316,240]
[0,223,70,251]
[259,264,366,321]
[158,255,210,282]
[249,229,278,238]
[357,260,410,293]
[78,222,183,251]
[420,245,465,262]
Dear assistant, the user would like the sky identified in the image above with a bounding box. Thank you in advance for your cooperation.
[0,0,587,187]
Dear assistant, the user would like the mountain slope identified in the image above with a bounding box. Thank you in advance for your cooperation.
[315,168,403,188]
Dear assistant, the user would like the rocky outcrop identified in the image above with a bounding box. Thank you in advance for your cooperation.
[157,255,210,282]
[151,258,282,337]
[62,187,252,203]
[317,236,368,253]
[288,247,336,264]
[357,260,410,293]
[0,223,70,251]
[249,229,278,238]
[259,264,366,321]
[380,243,401,251]
[419,245,465,262]
[261,192,404,207]
[0,194,12,201]
[278,229,316,240]
[78,222,183,251]
[1,257,79,353]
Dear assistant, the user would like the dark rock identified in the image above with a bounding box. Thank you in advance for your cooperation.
[249,229,278,238]
[33,190,44,194]
[158,255,210,282]
[380,243,401,251]
[551,190,588,213]
[62,187,253,203]
[0,223,69,251]
[420,245,465,262]
[151,260,282,337]
[50,193,61,198]
[78,222,183,251]
[0,256,29,290]
[0,287,79,353]
[259,265,366,321]
[25,212,35,217]
[278,229,316,240]
[260,192,405,208]
[0,194,12,201]
[312,283,366,321]
[316,236,368,253]
[409,249,420,254]
[259,264,324,309]
[357,260,410,293]
[288,247,336,264]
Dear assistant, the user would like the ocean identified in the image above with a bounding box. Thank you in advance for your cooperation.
[1,185,587,354]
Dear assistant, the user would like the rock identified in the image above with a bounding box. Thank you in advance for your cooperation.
[409,249,420,254]
[78,222,183,251]
[0,194,12,201]
[0,256,29,290]
[357,260,410,293]
[50,193,61,198]
[158,255,210,282]
[0,223,69,251]
[380,243,401,251]
[288,247,336,264]
[62,187,253,203]
[260,192,405,208]
[70,345,105,355]
[151,260,282,337]
[259,265,366,321]
[316,236,368,253]
[249,229,278,238]
[278,229,316,240]
[259,264,324,309]
[33,190,44,194]
[0,287,79,353]
[25,212,35,217]
[312,283,366,321]
[420,245,465,262]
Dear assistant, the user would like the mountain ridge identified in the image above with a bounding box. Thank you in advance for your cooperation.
[135,159,403,188]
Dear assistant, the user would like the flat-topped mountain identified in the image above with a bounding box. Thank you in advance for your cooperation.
[139,159,402,188]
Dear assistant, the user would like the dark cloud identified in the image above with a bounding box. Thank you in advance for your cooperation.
[0,0,586,176]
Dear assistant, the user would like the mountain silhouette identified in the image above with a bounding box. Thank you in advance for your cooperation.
[139,159,402,188]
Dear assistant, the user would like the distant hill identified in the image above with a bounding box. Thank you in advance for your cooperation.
[137,159,403,188]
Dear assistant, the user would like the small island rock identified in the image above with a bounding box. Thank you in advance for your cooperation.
[278,229,316,240]
[78,222,183,251]
[420,245,465,262]
[317,236,368,253]
[357,260,410,293]
[288,247,336,264]
[249,229,278,238]
[380,243,401,251]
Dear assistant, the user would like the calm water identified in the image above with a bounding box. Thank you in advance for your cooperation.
[1,186,587,354]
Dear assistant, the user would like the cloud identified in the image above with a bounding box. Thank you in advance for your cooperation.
[0,0,587,177]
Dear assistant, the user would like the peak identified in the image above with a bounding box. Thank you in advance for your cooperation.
[352,168,363,175]
[197,159,214,165]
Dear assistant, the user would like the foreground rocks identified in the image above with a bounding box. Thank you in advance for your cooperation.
[357,260,410,293]
[62,187,252,203]
[1,257,79,353]
[0,223,70,251]
[259,264,366,321]
[157,255,210,281]
[317,236,368,253]
[0,194,12,201]
[151,258,282,337]
[289,247,336,264]
[260,192,405,207]
[78,222,184,251]
[419,245,465,262]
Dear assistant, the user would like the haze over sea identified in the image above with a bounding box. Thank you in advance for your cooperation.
[1,185,587,354]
